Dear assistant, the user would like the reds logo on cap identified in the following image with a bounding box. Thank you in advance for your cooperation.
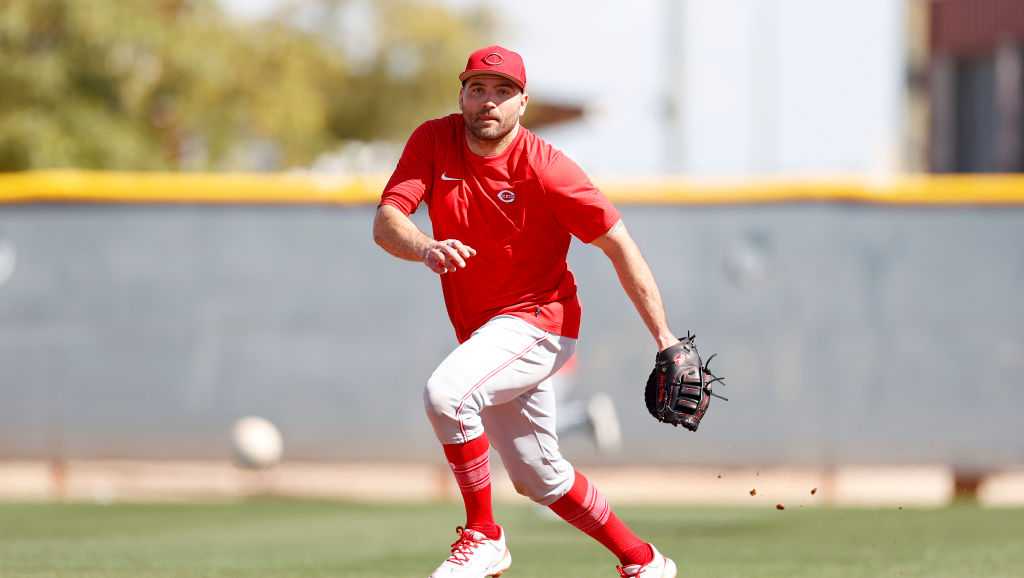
[459,45,527,90]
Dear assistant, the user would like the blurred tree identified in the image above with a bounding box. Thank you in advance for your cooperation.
[0,0,491,171]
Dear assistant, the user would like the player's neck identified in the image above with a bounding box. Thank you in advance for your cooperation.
[464,123,520,158]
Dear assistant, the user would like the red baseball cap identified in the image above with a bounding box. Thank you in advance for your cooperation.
[459,45,527,90]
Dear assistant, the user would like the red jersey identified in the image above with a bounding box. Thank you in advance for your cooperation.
[381,114,620,343]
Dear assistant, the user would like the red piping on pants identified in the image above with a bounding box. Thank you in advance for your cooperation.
[454,334,547,442]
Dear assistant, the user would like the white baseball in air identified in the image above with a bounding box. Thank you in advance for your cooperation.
[231,416,283,469]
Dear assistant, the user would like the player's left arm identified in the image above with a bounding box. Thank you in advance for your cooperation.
[590,220,678,352]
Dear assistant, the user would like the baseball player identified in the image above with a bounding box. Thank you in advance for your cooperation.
[374,45,689,578]
[552,355,622,454]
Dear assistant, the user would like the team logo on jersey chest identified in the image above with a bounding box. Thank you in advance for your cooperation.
[497,189,516,203]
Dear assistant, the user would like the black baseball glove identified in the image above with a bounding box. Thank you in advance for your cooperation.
[645,333,726,431]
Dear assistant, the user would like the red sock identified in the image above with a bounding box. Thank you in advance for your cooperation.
[442,434,500,540]
[549,471,654,567]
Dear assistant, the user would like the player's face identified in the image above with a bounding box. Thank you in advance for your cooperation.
[459,76,528,142]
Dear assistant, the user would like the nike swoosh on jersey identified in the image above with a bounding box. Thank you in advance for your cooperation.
[440,172,462,181]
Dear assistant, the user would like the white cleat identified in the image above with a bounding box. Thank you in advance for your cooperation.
[429,526,512,578]
[616,545,678,578]
[588,393,623,454]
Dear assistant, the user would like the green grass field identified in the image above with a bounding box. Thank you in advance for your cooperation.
[0,500,1021,577]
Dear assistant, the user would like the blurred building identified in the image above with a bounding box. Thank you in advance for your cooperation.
[927,0,1024,172]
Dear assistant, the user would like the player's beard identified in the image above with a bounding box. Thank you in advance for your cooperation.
[465,111,518,142]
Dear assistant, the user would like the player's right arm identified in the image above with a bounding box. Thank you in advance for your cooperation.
[372,205,475,274]
[374,120,476,275]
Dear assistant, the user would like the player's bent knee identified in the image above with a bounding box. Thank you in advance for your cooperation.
[423,374,462,421]
[508,459,574,505]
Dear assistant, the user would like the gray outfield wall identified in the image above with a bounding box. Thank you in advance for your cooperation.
[0,204,1021,469]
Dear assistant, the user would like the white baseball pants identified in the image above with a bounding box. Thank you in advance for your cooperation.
[423,315,577,505]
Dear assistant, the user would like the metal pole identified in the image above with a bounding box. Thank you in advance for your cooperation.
[663,0,687,174]
[994,41,1023,171]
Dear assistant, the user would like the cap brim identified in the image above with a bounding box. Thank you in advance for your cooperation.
[459,70,525,90]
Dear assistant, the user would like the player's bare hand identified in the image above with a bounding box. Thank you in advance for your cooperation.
[422,239,477,274]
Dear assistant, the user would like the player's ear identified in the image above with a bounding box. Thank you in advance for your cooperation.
[519,92,529,116]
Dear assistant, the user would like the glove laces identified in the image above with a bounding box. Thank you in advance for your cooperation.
[687,333,729,402]
[702,352,729,401]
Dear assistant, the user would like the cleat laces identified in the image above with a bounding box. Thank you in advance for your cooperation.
[446,526,484,566]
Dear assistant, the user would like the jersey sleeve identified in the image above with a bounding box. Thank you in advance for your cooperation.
[380,122,435,215]
[540,151,621,243]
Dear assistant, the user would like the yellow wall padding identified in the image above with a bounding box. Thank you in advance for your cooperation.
[2,170,1024,206]
[598,175,1024,205]
[0,170,387,205]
